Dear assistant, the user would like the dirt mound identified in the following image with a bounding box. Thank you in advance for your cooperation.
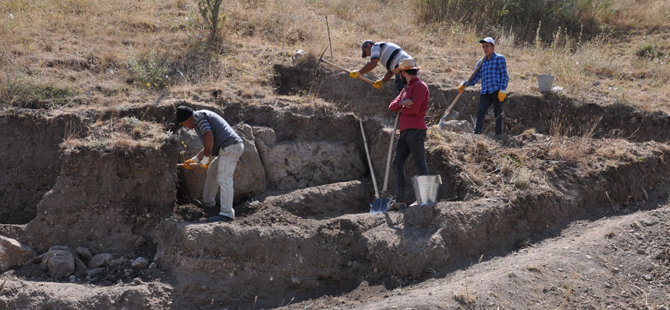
[2,70,670,309]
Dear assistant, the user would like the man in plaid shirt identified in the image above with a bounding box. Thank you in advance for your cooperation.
[458,37,509,137]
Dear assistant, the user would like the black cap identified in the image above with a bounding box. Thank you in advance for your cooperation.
[176,106,193,123]
[361,40,373,58]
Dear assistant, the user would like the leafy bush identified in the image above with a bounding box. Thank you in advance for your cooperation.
[415,0,607,44]
[635,43,661,59]
[127,51,170,90]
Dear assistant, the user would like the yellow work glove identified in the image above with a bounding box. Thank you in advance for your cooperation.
[183,156,199,170]
[199,156,211,169]
[498,90,507,102]
[457,83,465,94]
[372,80,384,89]
[349,71,360,79]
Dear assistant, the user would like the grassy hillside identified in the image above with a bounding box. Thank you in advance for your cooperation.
[1,0,669,112]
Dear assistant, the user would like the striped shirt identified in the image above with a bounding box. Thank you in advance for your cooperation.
[465,52,509,95]
[370,42,413,72]
[193,110,242,156]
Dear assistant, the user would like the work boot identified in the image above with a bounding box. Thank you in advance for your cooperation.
[387,200,406,211]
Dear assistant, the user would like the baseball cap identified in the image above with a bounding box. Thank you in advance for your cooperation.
[361,40,374,58]
[176,106,193,124]
[479,37,495,45]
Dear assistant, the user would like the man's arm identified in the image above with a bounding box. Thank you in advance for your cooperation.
[500,57,509,91]
[466,59,483,87]
[381,69,394,83]
[359,58,379,75]
[202,131,214,157]
[400,84,429,115]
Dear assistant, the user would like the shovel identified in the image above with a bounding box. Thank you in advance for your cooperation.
[317,54,375,85]
[380,114,399,213]
[438,57,485,129]
[359,120,382,215]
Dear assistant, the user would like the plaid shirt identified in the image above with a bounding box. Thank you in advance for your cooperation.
[465,52,509,95]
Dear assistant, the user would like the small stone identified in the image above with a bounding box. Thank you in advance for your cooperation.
[88,253,113,269]
[0,235,36,272]
[86,267,106,278]
[76,247,93,261]
[148,262,157,269]
[131,257,149,270]
[69,275,76,283]
[641,218,659,227]
[642,274,653,281]
[42,250,75,279]
[133,278,143,285]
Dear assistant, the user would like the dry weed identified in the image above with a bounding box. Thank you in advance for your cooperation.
[0,0,669,113]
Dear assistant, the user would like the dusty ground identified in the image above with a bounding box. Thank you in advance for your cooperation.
[2,45,670,310]
[278,203,670,310]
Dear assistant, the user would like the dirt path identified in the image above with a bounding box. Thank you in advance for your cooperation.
[279,203,670,309]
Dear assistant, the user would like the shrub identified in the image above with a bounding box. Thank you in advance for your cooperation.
[1,70,76,107]
[635,43,661,59]
[198,0,225,46]
[127,50,170,90]
[414,0,605,45]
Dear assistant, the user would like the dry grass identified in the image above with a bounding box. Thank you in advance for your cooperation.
[0,0,669,112]
[61,116,171,153]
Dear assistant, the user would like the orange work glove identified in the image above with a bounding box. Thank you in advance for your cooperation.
[457,83,465,94]
[498,90,507,101]
[183,156,199,170]
[372,80,384,89]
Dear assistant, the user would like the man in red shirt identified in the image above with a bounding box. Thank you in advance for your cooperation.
[387,59,430,210]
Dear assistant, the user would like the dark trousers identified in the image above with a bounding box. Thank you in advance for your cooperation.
[474,91,504,135]
[392,129,429,201]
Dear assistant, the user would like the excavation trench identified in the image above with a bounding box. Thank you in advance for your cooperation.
[2,87,670,309]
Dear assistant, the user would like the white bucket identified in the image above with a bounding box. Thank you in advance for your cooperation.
[411,175,442,206]
[538,74,554,92]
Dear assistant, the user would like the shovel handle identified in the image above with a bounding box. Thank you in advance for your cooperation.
[439,57,486,127]
[319,59,375,85]
[177,163,201,168]
[360,120,380,198]
[382,114,399,192]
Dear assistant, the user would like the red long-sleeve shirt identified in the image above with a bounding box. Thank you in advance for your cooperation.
[388,76,429,132]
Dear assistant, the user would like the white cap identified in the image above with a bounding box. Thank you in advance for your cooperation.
[479,37,495,45]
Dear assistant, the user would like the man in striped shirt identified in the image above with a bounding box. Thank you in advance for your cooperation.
[458,37,509,137]
[350,40,415,95]
[177,106,244,222]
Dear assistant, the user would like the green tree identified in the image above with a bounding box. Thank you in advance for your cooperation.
[198,0,225,46]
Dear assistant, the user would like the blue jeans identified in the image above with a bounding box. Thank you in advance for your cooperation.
[474,91,504,135]
[392,129,428,201]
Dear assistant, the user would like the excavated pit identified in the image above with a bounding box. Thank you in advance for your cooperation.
[0,110,81,224]
[3,67,670,309]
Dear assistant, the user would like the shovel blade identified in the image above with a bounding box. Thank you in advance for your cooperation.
[370,198,383,215]
[380,197,392,213]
